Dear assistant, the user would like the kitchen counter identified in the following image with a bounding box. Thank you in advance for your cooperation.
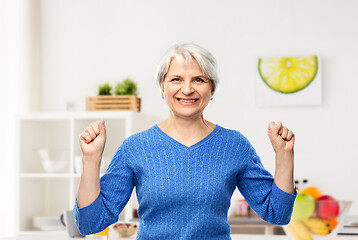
[0,231,357,240]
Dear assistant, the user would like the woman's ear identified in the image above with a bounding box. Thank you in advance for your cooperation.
[210,84,215,98]
[210,90,214,100]
[161,82,166,99]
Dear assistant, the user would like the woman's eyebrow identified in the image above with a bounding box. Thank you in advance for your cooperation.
[193,75,206,78]
[193,75,209,80]
[167,74,181,77]
[167,74,207,79]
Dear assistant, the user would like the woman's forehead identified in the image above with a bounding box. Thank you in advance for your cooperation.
[167,57,203,75]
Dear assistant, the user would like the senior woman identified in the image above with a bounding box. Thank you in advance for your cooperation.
[74,43,296,239]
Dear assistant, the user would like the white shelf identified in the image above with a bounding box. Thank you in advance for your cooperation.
[16,111,149,233]
[20,173,72,178]
[16,111,138,120]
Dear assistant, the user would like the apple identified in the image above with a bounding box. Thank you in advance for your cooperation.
[292,193,315,221]
[316,195,340,221]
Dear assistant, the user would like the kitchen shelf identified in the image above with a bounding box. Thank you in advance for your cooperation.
[15,111,149,233]
[19,173,72,178]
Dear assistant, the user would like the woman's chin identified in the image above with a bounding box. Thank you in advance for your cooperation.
[171,110,203,120]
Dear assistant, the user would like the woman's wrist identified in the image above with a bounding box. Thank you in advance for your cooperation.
[275,152,294,174]
[274,152,295,194]
[82,154,102,166]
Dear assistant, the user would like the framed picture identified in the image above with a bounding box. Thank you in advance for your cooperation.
[255,55,322,107]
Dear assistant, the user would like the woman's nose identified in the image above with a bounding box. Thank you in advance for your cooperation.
[181,81,194,95]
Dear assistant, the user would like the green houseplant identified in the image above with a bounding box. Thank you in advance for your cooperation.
[87,78,140,111]
[114,78,138,96]
[98,83,112,95]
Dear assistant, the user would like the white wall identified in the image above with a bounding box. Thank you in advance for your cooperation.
[2,0,357,236]
[0,0,42,236]
[0,0,14,237]
[39,0,358,215]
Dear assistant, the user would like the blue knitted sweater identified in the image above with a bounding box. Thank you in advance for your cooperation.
[74,125,296,239]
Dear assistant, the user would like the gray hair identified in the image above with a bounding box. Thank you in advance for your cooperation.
[155,43,219,94]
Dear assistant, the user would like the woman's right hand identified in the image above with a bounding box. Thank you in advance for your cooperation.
[77,120,105,208]
[79,120,106,160]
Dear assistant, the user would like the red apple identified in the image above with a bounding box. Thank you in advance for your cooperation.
[316,195,340,221]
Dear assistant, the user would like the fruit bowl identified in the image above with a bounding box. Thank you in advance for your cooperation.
[284,199,352,240]
[111,223,138,238]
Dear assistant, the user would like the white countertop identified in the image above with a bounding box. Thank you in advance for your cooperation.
[0,231,357,240]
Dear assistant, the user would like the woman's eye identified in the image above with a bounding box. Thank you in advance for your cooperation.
[171,78,180,82]
[194,78,205,83]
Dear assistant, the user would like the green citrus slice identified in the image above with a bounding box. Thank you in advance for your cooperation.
[258,55,318,94]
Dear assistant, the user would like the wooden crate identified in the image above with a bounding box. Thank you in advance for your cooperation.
[86,95,141,112]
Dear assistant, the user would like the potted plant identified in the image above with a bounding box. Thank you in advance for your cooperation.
[86,79,141,112]
[114,78,138,96]
[98,83,112,95]
[113,78,140,111]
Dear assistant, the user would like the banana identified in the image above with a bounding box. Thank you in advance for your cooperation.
[303,217,331,235]
[286,218,313,240]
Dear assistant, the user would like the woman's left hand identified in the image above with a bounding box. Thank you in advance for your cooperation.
[268,121,295,155]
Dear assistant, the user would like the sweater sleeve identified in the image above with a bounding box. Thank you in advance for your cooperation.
[236,140,296,225]
[74,141,135,235]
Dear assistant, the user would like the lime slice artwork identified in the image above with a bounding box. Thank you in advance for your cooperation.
[258,55,318,94]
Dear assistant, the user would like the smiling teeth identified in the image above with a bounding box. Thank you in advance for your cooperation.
[178,99,196,103]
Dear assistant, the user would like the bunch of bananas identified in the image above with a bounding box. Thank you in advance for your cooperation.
[286,218,331,240]
[304,218,331,235]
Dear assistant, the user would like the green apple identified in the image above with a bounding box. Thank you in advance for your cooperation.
[292,193,315,221]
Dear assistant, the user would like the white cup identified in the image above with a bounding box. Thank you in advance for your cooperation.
[60,210,84,238]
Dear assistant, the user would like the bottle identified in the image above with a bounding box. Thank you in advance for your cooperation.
[294,180,300,191]
[302,179,308,190]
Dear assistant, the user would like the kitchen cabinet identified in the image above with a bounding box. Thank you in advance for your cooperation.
[228,216,285,235]
[16,111,150,233]
[1,231,357,240]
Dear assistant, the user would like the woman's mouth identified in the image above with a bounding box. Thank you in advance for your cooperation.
[177,98,199,103]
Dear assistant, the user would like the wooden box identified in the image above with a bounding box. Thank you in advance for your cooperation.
[86,95,141,112]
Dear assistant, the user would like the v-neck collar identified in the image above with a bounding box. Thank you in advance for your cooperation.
[153,124,221,150]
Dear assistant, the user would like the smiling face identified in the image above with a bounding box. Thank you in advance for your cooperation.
[162,57,213,120]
